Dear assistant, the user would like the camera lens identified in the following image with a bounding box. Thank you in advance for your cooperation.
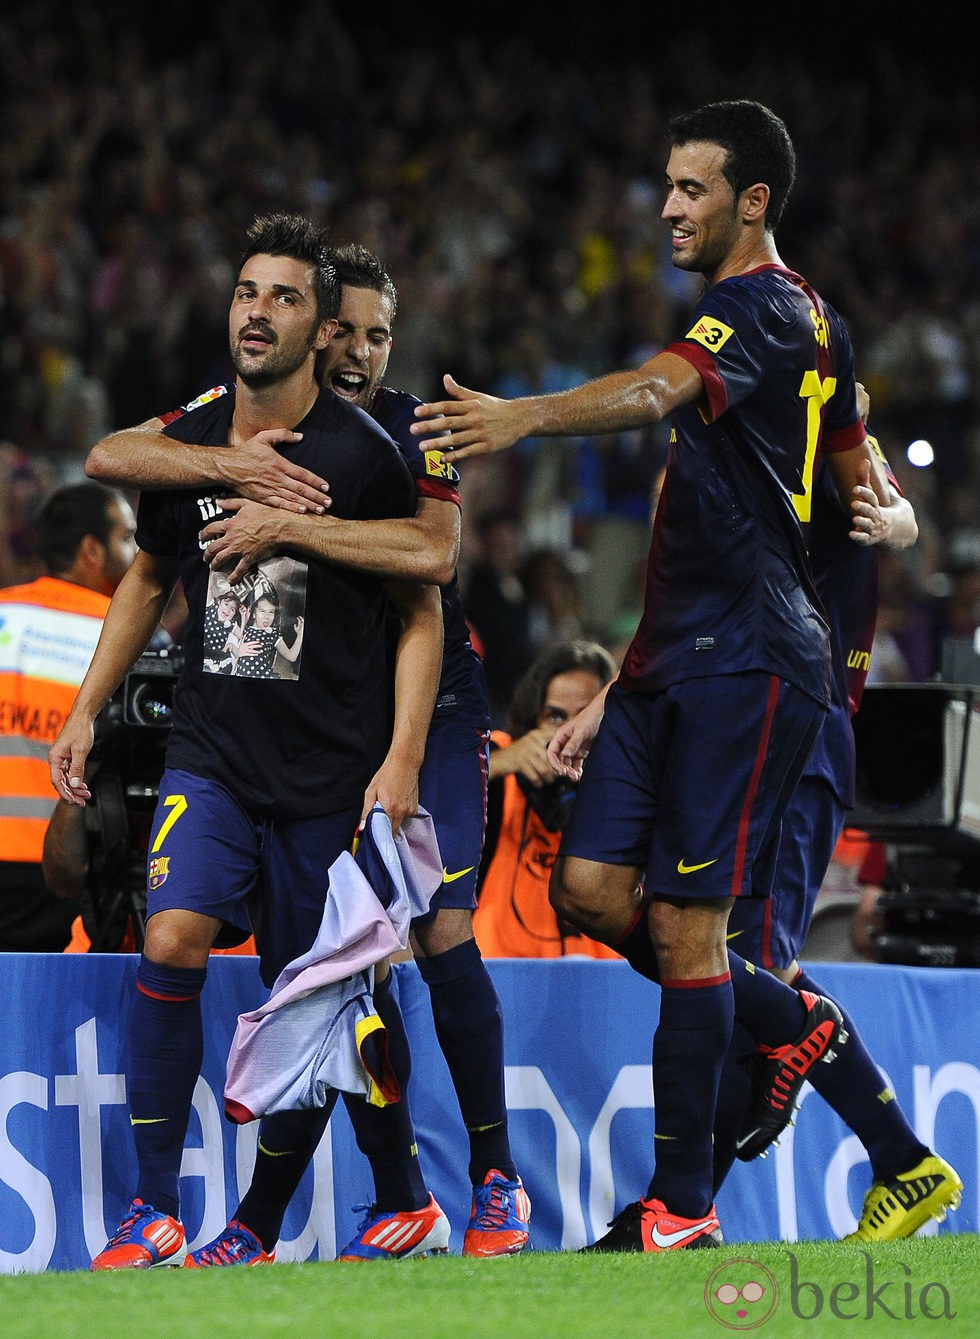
[129,680,174,727]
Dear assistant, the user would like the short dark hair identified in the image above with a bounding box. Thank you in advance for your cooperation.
[34,483,121,575]
[240,213,339,322]
[668,100,796,232]
[509,639,617,737]
[328,242,398,320]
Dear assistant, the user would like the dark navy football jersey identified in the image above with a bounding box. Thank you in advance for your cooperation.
[136,385,417,817]
[803,431,898,803]
[369,384,486,703]
[619,265,866,707]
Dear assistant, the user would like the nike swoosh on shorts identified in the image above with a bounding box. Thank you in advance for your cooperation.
[677,858,718,874]
[442,866,475,883]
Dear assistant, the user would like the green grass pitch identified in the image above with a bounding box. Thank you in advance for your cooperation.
[2,1236,978,1339]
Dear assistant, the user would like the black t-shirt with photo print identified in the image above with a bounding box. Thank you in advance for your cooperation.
[135,384,416,817]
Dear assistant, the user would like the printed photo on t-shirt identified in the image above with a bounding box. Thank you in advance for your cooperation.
[202,555,307,680]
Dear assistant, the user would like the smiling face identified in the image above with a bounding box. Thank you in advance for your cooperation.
[322,284,393,410]
[229,253,332,387]
[662,140,743,280]
[216,594,239,623]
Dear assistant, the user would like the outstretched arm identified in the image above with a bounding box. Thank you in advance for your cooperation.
[409,353,703,460]
[86,419,330,514]
[275,616,305,664]
[842,385,918,552]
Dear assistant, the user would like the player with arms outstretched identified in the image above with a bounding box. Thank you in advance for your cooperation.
[412,101,893,1252]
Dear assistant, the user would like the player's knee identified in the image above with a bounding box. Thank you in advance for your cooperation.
[143,909,216,969]
[549,859,597,930]
[646,896,730,975]
[411,907,473,958]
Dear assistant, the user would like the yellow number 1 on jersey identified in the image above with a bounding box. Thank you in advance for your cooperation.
[793,370,837,523]
[151,793,188,853]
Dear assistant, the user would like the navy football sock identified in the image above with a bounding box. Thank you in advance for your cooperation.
[341,972,429,1211]
[712,1021,757,1195]
[728,950,808,1046]
[794,969,928,1180]
[416,939,516,1184]
[128,958,207,1219]
[236,1102,336,1252]
[617,922,810,1048]
[646,974,734,1218]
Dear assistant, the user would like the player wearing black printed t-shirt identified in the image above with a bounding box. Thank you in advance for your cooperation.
[51,215,443,1270]
[161,247,530,1260]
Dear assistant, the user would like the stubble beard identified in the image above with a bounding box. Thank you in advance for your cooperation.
[231,324,319,388]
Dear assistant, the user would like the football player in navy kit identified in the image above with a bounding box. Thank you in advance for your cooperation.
[50,214,445,1269]
[316,243,530,1259]
[715,408,962,1239]
[411,101,898,1252]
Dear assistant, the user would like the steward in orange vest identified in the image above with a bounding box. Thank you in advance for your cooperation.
[472,640,621,960]
[0,484,136,950]
[474,729,621,960]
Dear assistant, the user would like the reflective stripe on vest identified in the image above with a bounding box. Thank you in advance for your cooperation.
[0,579,109,864]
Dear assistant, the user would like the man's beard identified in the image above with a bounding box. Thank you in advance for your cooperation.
[231,326,318,386]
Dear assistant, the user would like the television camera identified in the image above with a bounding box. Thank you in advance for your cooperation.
[82,646,182,951]
[848,683,980,967]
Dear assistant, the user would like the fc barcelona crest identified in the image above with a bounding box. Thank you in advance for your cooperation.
[148,856,171,890]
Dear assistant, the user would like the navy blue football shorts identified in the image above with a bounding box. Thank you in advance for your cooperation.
[144,767,361,986]
[559,674,826,902]
[414,693,490,920]
[726,772,847,969]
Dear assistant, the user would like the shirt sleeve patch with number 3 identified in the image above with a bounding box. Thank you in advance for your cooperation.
[685,317,735,352]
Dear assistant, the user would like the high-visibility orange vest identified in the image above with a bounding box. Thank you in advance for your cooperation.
[0,577,110,863]
[473,731,621,961]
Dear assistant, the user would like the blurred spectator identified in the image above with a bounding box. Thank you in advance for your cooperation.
[930,561,980,681]
[473,638,620,959]
[520,547,586,654]
[462,508,534,727]
[865,548,939,686]
[0,446,59,587]
[494,324,596,554]
[592,463,665,662]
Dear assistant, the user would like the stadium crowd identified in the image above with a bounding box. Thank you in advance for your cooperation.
[2,1,979,691]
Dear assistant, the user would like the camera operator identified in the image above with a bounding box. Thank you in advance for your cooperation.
[44,646,257,955]
[44,782,139,951]
[43,649,178,952]
[473,639,620,959]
